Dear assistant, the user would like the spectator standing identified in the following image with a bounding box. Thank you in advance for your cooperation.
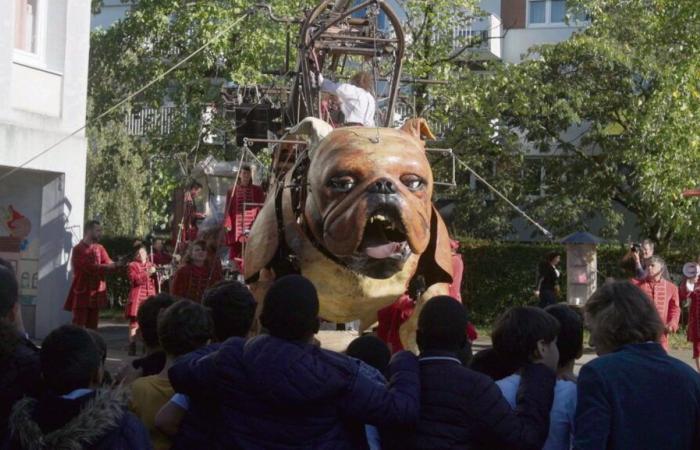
[0,262,41,437]
[169,275,420,449]
[544,304,584,383]
[4,325,151,450]
[155,281,257,449]
[494,306,580,450]
[383,296,556,450]
[633,255,680,350]
[536,252,561,308]
[129,300,212,450]
[575,281,700,450]
[346,335,392,450]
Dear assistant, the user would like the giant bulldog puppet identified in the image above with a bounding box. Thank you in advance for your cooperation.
[244,118,453,349]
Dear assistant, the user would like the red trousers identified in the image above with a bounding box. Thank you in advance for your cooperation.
[72,307,99,329]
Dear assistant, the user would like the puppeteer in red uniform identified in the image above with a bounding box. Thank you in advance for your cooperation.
[125,244,157,354]
[174,181,206,253]
[63,221,119,329]
[171,240,222,303]
[223,164,265,269]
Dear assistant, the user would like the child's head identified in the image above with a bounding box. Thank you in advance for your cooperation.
[203,281,257,342]
[492,306,560,370]
[158,299,213,358]
[41,325,101,395]
[346,335,391,374]
[417,296,468,353]
[545,304,584,368]
[137,294,177,350]
[260,275,320,341]
[585,281,663,355]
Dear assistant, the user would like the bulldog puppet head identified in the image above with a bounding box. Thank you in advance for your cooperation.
[244,118,453,336]
[303,120,438,279]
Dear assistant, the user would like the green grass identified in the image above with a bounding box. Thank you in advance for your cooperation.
[474,325,691,351]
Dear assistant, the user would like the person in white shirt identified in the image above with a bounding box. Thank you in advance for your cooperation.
[319,71,376,127]
[493,305,581,450]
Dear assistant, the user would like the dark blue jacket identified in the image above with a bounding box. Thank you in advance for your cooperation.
[575,342,700,450]
[169,334,420,450]
[3,389,152,450]
[171,343,222,450]
[0,333,42,438]
[383,351,555,450]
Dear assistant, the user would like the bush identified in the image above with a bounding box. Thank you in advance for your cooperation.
[460,239,696,326]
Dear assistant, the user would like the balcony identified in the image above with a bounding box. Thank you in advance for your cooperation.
[451,13,502,61]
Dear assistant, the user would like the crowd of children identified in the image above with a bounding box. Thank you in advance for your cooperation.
[2,255,700,449]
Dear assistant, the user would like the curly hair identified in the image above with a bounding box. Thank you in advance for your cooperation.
[585,281,664,354]
[158,299,213,357]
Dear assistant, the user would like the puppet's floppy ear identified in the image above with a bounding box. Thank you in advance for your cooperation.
[288,117,334,158]
[399,118,436,142]
[415,205,453,288]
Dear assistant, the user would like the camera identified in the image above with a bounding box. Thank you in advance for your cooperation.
[630,243,642,253]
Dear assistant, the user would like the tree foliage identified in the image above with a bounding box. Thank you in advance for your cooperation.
[87,0,314,236]
[445,0,700,248]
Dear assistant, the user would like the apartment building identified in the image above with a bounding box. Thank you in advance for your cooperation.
[0,0,92,337]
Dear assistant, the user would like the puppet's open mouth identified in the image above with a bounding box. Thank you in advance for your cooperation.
[359,212,409,260]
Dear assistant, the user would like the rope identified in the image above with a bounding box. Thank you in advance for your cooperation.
[453,156,554,240]
[0,9,255,183]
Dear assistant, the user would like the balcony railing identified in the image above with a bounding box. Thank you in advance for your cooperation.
[124,106,178,136]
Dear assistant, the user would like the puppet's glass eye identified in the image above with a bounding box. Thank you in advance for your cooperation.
[401,175,424,191]
[328,176,355,192]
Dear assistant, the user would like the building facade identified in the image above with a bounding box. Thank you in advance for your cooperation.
[0,0,92,338]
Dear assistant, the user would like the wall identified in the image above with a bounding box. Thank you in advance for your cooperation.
[0,0,92,338]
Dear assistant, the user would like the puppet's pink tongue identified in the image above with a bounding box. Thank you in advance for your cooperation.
[365,242,402,259]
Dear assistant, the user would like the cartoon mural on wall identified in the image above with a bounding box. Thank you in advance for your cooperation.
[0,203,40,305]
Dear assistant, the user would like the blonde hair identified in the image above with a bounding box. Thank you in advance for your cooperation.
[350,71,373,92]
[585,281,663,354]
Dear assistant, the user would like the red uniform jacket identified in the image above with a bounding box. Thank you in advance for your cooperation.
[685,284,700,343]
[152,250,173,266]
[634,277,680,349]
[223,184,265,251]
[125,261,156,318]
[171,263,222,303]
[63,241,114,311]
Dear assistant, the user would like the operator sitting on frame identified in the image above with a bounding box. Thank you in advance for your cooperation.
[318,71,376,127]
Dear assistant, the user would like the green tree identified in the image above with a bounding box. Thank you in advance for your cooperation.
[87,0,314,236]
[446,0,700,248]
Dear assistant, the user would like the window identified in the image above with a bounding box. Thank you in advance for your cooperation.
[527,0,577,26]
[14,0,45,65]
[529,1,546,24]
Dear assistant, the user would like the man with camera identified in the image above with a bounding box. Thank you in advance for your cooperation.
[631,239,669,280]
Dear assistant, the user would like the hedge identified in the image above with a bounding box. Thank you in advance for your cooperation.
[459,239,696,325]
